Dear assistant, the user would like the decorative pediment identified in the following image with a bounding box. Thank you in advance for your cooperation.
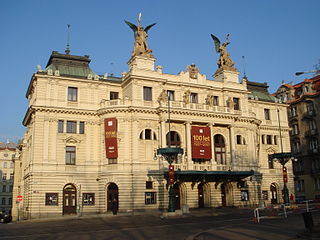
[65,136,80,144]
[266,147,276,154]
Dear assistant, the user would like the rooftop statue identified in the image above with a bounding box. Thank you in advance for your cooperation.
[211,33,237,72]
[125,13,156,58]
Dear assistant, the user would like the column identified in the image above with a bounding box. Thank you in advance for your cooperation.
[160,118,166,148]
[228,125,236,167]
[185,121,192,168]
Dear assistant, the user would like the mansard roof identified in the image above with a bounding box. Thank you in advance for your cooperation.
[43,51,96,78]
[247,81,278,103]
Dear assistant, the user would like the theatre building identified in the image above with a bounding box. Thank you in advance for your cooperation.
[12,22,294,219]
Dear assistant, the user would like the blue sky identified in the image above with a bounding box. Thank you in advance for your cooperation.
[1,0,319,142]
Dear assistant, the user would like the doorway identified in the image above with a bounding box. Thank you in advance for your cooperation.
[173,183,181,210]
[63,184,77,215]
[107,183,119,212]
[198,183,204,208]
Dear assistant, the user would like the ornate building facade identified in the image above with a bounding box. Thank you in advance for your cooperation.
[275,75,320,202]
[0,142,16,215]
[12,20,294,220]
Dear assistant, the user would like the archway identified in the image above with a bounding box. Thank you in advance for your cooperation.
[270,183,278,204]
[63,184,77,215]
[107,183,119,212]
[166,131,181,148]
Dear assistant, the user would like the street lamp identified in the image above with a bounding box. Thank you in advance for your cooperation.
[271,109,293,204]
[156,91,184,212]
[295,70,319,76]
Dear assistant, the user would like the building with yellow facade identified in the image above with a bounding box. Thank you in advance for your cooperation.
[12,20,294,220]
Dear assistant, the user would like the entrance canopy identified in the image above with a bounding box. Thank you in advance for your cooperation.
[165,170,254,182]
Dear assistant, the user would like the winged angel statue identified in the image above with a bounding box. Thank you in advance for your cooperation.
[211,33,237,72]
[125,13,156,57]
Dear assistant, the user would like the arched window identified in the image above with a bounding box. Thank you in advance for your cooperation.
[139,129,157,140]
[166,131,181,147]
[214,134,226,165]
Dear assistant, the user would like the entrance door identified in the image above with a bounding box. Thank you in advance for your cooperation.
[198,183,204,208]
[221,183,227,207]
[270,183,278,204]
[63,184,77,215]
[173,183,181,210]
[107,183,119,211]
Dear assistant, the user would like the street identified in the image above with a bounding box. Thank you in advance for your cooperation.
[0,208,319,240]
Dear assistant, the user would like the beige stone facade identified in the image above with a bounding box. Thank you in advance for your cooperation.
[13,41,294,220]
[0,142,16,215]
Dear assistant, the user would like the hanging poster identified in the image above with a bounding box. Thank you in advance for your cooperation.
[191,126,212,159]
[104,118,118,158]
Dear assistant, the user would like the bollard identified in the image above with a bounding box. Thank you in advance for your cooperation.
[302,212,314,232]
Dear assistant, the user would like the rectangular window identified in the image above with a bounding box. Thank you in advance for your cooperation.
[262,190,268,200]
[274,136,277,145]
[292,124,299,135]
[241,190,249,201]
[45,193,58,205]
[236,135,242,144]
[8,197,12,205]
[110,91,119,100]
[2,173,6,180]
[213,96,219,106]
[266,135,272,144]
[261,135,265,144]
[2,185,6,192]
[68,87,78,101]
[1,198,5,205]
[167,90,175,101]
[264,109,271,120]
[146,181,153,189]
[66,146,76,165]
[66,121,77,133]
[190,93,198,103]
[145,192,157,204]
[268,154,274,169]
[79,121,85,134]
[108,158,117,164]
[9,185,13,192]
[143,87,152,101]
[58,120,64,133]
[315,178,320,190]
[233,98,240,110]
[145,129,151,140]
[10,162,14,168]
[83,193,95,205]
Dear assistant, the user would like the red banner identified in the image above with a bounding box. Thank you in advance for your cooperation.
[104,118,118,158]
[191,126,212,159]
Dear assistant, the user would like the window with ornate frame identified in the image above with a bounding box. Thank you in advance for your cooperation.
[45,193,58,205]
[83,193,95,205]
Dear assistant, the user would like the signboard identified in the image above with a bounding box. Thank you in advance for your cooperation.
[104,118,118,158]
[191,126,212,159]
[168,165,175,184]
[16,195,23,202]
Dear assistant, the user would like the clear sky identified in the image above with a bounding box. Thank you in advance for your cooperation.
[1,0,319,142]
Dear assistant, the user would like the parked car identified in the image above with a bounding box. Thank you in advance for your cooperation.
[0,212,12,223]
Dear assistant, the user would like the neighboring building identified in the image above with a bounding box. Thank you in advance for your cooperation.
[275,75,320,202]
[0,142,16,214]
[13,21,293,220]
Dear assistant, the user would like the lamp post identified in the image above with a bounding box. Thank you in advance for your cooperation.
[271,109,293,204]
[157,92,184,212]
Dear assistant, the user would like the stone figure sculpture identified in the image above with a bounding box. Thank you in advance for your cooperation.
[125,13,156,58]
[211,33,237,72]
[183,90,191,104]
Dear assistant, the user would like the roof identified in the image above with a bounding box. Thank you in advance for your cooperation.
[0,142,17,150]
[247,81,278,103]
[43,51,96,78]
[165,170,254,182]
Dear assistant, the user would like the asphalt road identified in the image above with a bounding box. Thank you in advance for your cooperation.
[0,209,319,240]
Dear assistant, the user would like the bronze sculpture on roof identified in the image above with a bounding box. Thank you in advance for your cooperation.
[125,13,156,58]
[211,33,237,72]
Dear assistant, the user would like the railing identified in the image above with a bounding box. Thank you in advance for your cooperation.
[100,99,240,115]
[172,163,257,172]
